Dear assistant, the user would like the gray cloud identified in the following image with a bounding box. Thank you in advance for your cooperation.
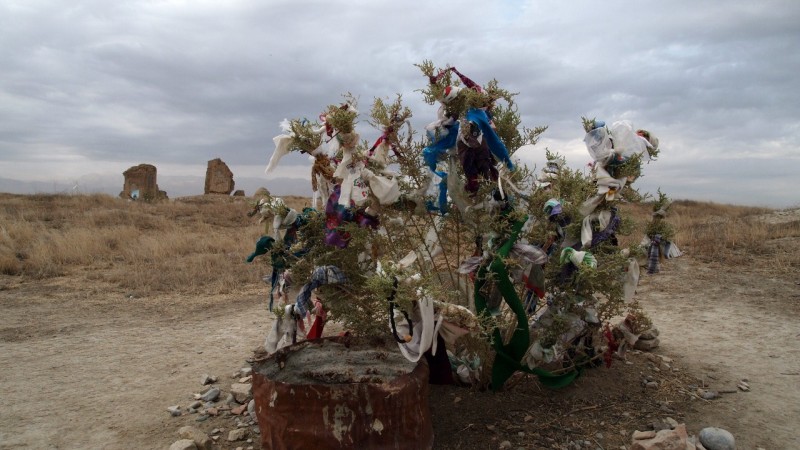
[1,0,798,207]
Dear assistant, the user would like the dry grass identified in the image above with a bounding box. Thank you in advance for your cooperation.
[618,199,800,273]
[2,193,798,297]
[0,193,309,295]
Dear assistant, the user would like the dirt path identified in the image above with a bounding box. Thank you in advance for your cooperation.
[637,255,800,449]
[0,278,271,450]
[1,253,798,449]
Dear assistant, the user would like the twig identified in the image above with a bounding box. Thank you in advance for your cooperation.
[565,404,603,415]
[540,403,615,428]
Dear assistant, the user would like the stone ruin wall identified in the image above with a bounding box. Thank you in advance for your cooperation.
[204,158,235,195]
[119,164,167,200]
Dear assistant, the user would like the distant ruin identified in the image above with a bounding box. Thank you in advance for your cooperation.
[120,164,167,200]
[204,158,235,195]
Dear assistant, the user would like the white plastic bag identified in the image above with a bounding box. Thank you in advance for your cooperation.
[609,121,648,158]
[584,127,613,163]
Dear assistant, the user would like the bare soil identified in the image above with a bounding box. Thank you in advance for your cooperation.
[1,237,798,449]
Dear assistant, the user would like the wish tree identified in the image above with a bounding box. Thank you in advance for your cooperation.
[245,61,666,447]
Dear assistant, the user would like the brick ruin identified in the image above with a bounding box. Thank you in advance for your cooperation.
[119,164,167,200]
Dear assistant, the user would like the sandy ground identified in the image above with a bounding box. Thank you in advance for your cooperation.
[0,278,271,450]
[637,256,800,449]
[1,252,798,449]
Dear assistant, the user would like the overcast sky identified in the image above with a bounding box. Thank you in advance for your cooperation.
[1,0,798,207]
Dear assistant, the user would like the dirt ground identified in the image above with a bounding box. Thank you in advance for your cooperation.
[1,240,798,449]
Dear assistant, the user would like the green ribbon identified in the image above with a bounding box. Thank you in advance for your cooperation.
[474,216,579,390]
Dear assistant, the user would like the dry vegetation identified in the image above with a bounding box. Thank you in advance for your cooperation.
[0,193,310,295]
[1,193,798,296]
[617,200,800,273]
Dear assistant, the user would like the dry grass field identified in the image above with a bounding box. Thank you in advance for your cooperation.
[3,194,795,290]
[1,193,798,449]
[0,193,311,295]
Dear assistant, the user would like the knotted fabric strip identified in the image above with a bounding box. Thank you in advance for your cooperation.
[474,217,579,390]
[295,266,347,317]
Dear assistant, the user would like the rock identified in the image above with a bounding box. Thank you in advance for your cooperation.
[200,387,220,402]
[664,417,679,429]
[646,381,659,389]
[233,190,245,197]
[205,158,235,195]
[178,425,212,450]
[698,427,735,450]
[640,328,660,340]
[240,367,253,376]
[634,337,660,351]
[698,389,719,400]
[169,439,197,450]
[247,399,256,420]
[631,424,690,450]
[225,393,237,405]
[189,400,202,409]
[238,375,253,383]
[167,405,182,417]
[737,381,750,392]
[633,430,656,440]
[230,383,252,404]
[228,428,247,441]
[499,441,512,449]
[231,403,248,415]
[200,374,217,385]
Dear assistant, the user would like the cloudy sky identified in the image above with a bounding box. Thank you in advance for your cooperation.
[1,0,798,207]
